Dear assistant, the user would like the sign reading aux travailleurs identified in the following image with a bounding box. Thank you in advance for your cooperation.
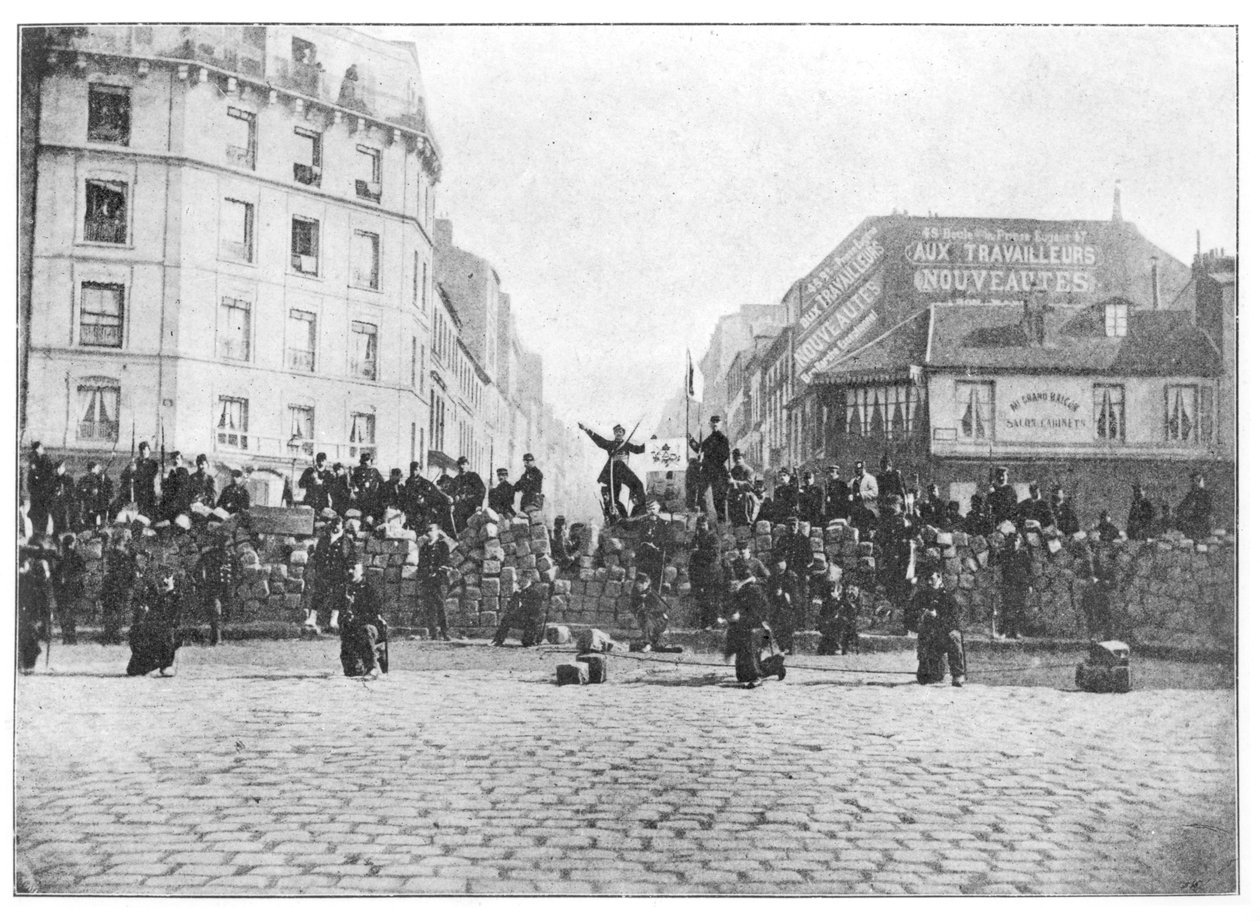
[793,218,1109,385]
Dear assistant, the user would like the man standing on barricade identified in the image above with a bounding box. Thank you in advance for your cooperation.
[579,421,646,520]
[489,468,516,519]
[515,453,544,513]
[688,415,730,522]
[304,514,356,634]
[452,456,486,532]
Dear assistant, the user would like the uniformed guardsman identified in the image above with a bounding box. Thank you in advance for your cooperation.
[126,571,182,678]
[1049,484,1079,535]
[988,466,1019,527]
[630,571,670,650]
[340,563,388,678]
[579,422,647,519]
[1015,482,1054,528]
[1175,470,1213,540]
[26,442,55,535]
[1126,483,1156,541]
[48,459,77,534]
[219,469,252,516]
[492,568,551,648]
[379,468,406,520]
[798,471,826,527]
[875,454,906,513]
[188,454,218,510]
[77,461,114,529]
[132,441,161,520]
[689,517,725,628]
[160,451,191,523]
[725,559,786,689]
[910,564,965,687]
[688,415,731,522]
[489,468,516,518]
[194,532,236,645]
[298,452,332,512]
[515,453,544,512]
[417,522,452,641]
[824,465,850,522]
[452,456,486,531]
[304,514,357,633]
[351,452,385,522]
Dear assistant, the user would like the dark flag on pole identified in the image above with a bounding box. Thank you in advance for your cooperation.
[686,350,696,400]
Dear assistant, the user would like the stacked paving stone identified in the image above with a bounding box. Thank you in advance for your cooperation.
[49,511,1234,650]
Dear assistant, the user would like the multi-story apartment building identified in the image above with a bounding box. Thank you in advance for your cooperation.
[20,25,442,504]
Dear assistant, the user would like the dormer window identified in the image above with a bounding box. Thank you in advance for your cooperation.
[1104,303,1129,337]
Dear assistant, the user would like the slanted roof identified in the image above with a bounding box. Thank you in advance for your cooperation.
[811,309,931,386]
[926,302,1222,376]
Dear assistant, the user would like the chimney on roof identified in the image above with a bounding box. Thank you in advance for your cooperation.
[1150,256,1161,310]
[1112,180,1123,222]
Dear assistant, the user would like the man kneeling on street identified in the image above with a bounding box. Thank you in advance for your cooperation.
[492,569,551,648]
[630,570,670,651]
[340,563,388,678]
[910,563,966,687]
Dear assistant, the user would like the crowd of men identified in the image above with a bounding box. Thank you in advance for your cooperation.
[18,439,551,677]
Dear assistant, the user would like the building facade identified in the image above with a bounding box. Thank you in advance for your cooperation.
[21,25,442,503]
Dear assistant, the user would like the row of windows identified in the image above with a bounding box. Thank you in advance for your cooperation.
[75,281,427,389]
[87,82,432,215]
[953,381,1215,445]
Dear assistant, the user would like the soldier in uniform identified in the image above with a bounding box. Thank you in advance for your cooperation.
[630,571,671,650]
[132,441,160,521]
[962,493,994,536]
[1015,482,1054,528]
[876,496,918,633]
[430,469,458,535]
[727,449,755,527]
[735,541,770,583]
[489,468,516,519]
[160,451,191,523]
[187,454,218,510]
[847,483,878,541]
[726,559,786,688]
[329,463,355,518]
[824,465,850,523]
[379,468,406,521]
[492,569,551,648]
[452,456,486,532]
[917,483,949,530]
[1126,482,1156,540]
[25,442,55,535]
[766,552,803,655]
[1096,510,1121,544]
[193,532,235,646]
[403,462,431,531]
[48,459,78,534]
[52,533,86,645]
[996,531,1033,639]
[688,415,731,522]
[100,532,141,645]
[126,572,182,677]
[579,422,646,519]
[818,580,861,656]
[18,540,53,672]
[298,452,332,512]
[876,454,907,514]
[1175,471,1213,540]
[689,517,726,628]
[634,501,669,590]
[219,469,252,516]
[351,452,385,523]
[987,466,1019,527]
[417,522,452,641]
[910,564,965,687]
[1049,484,1080,535]
[304,515,357,634]
[340,563,388,678]
[798,471,826,527]
[515,453,545,513]
[77,460,114,528]
[551,516,579,572]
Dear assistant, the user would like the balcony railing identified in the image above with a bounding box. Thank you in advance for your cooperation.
[216,430,250,451]
[84,217,127,244]
[287,348,315,372]
[293,163,322,187]
[78,420,120,442]
[80,323,122,347]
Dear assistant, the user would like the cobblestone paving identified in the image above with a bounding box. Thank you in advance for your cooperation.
[15,640,1237,895]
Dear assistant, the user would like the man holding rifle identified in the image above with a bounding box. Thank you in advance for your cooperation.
[579,421,646,520]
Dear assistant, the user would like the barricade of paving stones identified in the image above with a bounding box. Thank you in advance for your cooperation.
[51,508,1233,650]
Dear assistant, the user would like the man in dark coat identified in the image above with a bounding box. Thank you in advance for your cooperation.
[630,571,670,649]
[875,497,918,631]
[193,533,236,645]
[351,453,385,522]
[552,516,579,572]
[160,451,191,522]
[876,454,907,514]
[219,469,252,516]
[962,493,994,537]
[298,452,332,511]
[775,518,814,586]
[340,563,388,677]
[329,463,355,517]
[492,569,551,648]
[1049,484,1080,535]
[52,533,86,645]
[910,565,965,687]
[48,459,78,534]
[1175,471,1213,540]
[798,471,826,528]
[187,454,217,510]
[126,572,182,677]
[452,456,486,532]
[688,415,731,522]
[1126,483,1156,540]
[131,441,160,520]
[1096,511,1121,544]
[917,483,949,530]
[635,502,669,590]
[818,580,861,656]
[824,465,850,523]
[987,466,1019,527]
[416,522,452,641]
[689,517,725,628]
[847,484,878,541]
[515,453,545,513]
[379,468,406,520]
[305,515,357,633]
[18,541,52,672]
[735,542,770,583]
[77,461,114,528]
[766,554,803,655]
[403,462,432,531]
[997,532,1033,639]
[26,442,55,535]
[489,468,516,519]
[1015,482,1054,528]
[579,422,646,519]
[727,449,756,527]
[100,532,141,644]
[725,560,786,688]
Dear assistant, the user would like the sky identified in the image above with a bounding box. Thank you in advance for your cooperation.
[380,24,1236,439]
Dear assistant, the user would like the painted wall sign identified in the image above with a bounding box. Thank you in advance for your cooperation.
[1000,387,1092,444]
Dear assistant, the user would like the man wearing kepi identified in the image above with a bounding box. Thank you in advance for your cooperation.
[489,468,516,519]
[417,522,452,641]
[515,453,545,513]
[630,570,670,650]
[910,563,965,687]
[725,559,786,689]
[492,568,550,648]
[452,456,486,532]
[579,421,646,519]
[688,415,731,522]
[126,571,182,677]
[340,562,388,678]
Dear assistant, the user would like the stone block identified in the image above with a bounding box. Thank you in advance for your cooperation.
[553,579,572,595]
[482,559,502,575]
[546,624,572,645]
[755,520,772,535]
[755,535,773,552]
[556,662,589,686]
[574,627,614,653]
[481,578,500,597]
[577,654,608,683]
[538,555,555,571]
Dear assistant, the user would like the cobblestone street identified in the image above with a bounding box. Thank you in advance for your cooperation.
[15,640,1237,896]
